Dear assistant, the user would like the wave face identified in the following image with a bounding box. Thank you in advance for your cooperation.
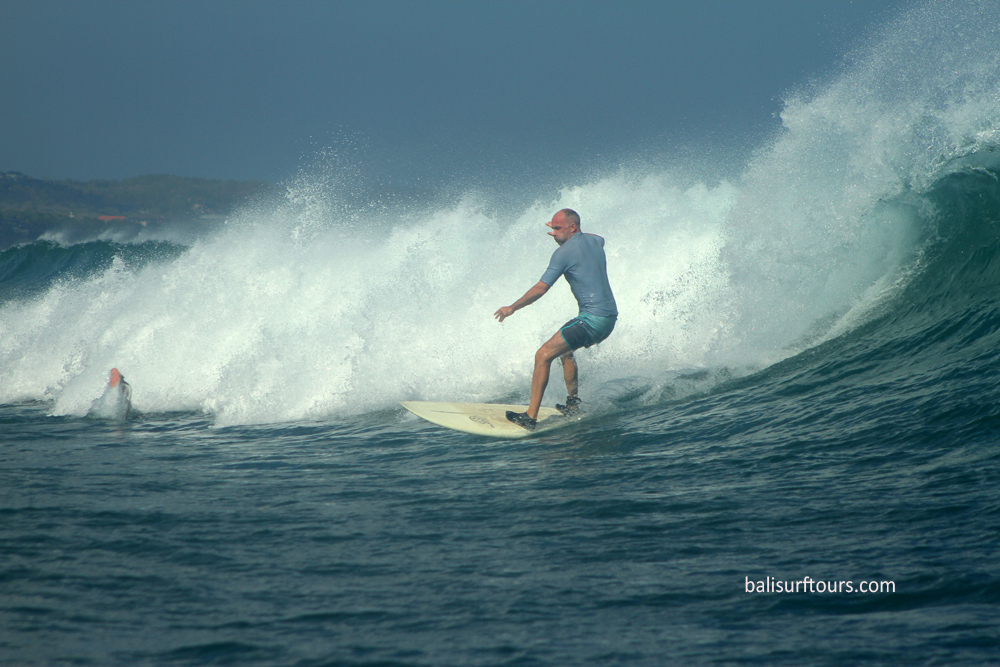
[2,0,1000,426]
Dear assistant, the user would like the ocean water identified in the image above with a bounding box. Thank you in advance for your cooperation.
[3,1,1000,665]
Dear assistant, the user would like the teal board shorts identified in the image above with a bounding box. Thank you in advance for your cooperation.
[559,313,617,350]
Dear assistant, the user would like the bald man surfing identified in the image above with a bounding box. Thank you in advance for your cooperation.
[494,208,617,429]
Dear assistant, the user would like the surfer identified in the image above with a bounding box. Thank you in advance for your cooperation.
[494,208,617,429]
[107,368,132,420]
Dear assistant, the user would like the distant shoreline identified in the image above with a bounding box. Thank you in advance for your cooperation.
[0,171,279,249]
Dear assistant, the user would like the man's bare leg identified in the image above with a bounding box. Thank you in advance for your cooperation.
[527,331,573,419]
[560,352,578,400]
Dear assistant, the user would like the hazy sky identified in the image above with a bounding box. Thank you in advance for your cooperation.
[1,0,909,186]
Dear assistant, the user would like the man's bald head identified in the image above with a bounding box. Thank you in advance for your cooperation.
[559,208,581,230]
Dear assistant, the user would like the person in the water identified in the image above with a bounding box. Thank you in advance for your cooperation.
[494,208,617,429]
[108,367,132,420]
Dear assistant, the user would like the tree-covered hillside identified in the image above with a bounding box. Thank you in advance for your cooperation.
[0,172,277,219]
[0,172,279,247]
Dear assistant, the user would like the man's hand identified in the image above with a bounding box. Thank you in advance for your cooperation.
[494,306,515,322]
[495,281,551,324]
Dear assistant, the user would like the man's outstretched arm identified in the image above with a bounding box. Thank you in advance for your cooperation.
[494,280,551,322]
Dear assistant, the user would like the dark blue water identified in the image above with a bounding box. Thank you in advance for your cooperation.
[2,368,997,667]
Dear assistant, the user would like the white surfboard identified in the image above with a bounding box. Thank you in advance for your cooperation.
[400,401,574,439]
